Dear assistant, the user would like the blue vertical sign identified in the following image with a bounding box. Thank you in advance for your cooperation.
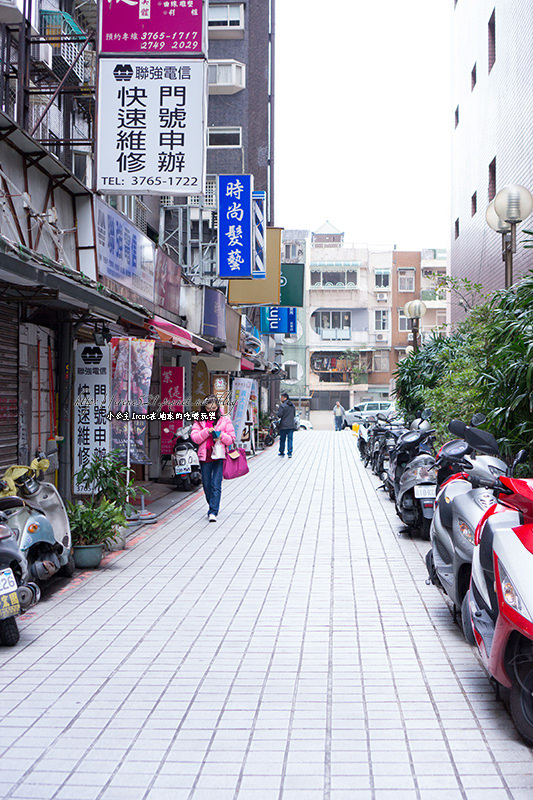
[252,190,266,279]
[260,307,297,334]
[218,175,253,279]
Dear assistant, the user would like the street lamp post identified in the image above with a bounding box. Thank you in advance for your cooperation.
[486,184,533,289]
[403,299,427,352]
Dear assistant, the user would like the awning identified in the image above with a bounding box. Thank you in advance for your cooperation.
[145,316,213,354]
[241,357,256,370]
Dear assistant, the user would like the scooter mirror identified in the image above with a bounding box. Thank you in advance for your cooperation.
[376,413,387,421]
[464,426,499,456]
[470,412,486,427]
[421,408,432,420]
[448,419,467,437]
[511,449,528,473]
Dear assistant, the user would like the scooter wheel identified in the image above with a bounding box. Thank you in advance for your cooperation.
[264,435,274,447]
[461,593,475,645]
[510,664,533,746]
[59,551,76,578]
[0,616,20,647]
[420,517,431,541]
[180,476,192,492]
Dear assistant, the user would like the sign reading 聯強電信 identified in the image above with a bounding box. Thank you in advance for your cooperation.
[218,175,253,279]
[96,58,206,195]
[260,307,297,335]
[99,0,206,56]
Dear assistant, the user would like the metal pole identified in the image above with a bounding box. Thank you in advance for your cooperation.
[58,317,73,501]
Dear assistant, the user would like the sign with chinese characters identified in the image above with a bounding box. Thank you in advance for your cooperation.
[95,197,155,302]
[227,227,282,305]
[96,58,207,195]
[211,374,230,415]
[99,0,206,56]
[217,174,253,279]
[260,307,297,335]
[73,344,111,494]
[110,338,155,464]
[160,366,184,455]
[252,190,266,279]
[230,378,253,444]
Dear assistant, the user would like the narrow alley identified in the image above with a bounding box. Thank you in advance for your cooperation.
[1,431,532,800]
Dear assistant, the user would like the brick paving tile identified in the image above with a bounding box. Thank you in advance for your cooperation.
[1,431,533,799]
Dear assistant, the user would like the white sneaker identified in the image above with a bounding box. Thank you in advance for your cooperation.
[208,513,217,522]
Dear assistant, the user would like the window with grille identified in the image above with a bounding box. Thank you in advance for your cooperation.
[398,310,413,332]
[375,310,389,331]
[373,351,390,372]
[398,269,415,292]
[207,127,242,147]
[375,270,390,288]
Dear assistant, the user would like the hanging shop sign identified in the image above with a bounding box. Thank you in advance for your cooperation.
[211,374,230,415]
[252,190,266,279]
[231,377,253,443]
[280,263,305,307]
[192,359,209,411]
[260,307,297,335]
[160,366,184,455]
[154,249,181,314]
[73,343,111,494]
[96,58,207,196]
[203,287,226,340]
[95,197,155,303]
[227,227,282,305]
[99,0,206,57]
[110,338,155,464]
[218,175,253,279]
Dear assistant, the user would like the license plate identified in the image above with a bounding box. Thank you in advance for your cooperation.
[0,568,20,620]
[175,465,191,475]
[414,484,436,499]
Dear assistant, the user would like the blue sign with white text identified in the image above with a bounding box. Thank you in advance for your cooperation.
[260,307,297,335]
[218,175,253,279]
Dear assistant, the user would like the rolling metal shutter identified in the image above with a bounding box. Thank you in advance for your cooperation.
[0,303,19,469]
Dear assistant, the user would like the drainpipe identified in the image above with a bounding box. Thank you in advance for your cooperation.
[57,316,73,501]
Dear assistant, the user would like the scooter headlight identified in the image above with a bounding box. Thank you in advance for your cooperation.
[498,561,533,622]
[457,517,475,544]
[413,466,435,482]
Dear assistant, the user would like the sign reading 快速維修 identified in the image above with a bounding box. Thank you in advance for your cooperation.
[96,59,207,195]
[99,0,206,57]
[218,175,253,279]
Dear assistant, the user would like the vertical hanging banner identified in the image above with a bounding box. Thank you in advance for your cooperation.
[260,307,297,334]
[73,344,111,494]
[218,175,253,278]
[110,338,155,463]
[252,190,266,279]
[99,0,206,56]
[160,366,184,455]
[230,378,253,443]
[96,59,207,195]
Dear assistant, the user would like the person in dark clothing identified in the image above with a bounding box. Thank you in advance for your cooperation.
[277,392,297,458]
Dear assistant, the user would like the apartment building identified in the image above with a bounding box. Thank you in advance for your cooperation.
[451,0,533,314]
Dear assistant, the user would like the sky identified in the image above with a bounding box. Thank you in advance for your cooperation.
[274,0,452,251]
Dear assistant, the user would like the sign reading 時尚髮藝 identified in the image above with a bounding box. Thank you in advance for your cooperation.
[218,175,253,279]
[96,58,206,195]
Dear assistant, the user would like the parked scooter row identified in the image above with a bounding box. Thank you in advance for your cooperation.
[0,513,40,646]
[424,415,533,745]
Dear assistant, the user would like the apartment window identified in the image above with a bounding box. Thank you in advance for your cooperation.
[398,269,415,292]
[373,350,390,373]
[208,3,244,37]
[375,270,390,289]
[488,10,496,72]
[454,218,460,239]
[310,270,357,288]
[208,60,245,94]
[471,191,477,216]
[454,106,459,128]
[471,63,477,90]
[375,310,389,332]
[312,311,351,336]
[398,310,414,332]
[285,363,299,381]
[285,244,297,259]
[207,127,242,147]
[488,157,496,200]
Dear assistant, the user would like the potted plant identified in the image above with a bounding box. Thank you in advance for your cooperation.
[74,449,148,520]
[67,498,127,569]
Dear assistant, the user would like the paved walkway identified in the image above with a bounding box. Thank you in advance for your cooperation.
[1,431,533,800]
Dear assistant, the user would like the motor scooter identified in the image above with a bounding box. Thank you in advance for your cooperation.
[171,425,202,492]
[263,414,280,447]
[0,457,73,583]
[0,510,40,646]
[425,415,508,637]
[464,457,533,745]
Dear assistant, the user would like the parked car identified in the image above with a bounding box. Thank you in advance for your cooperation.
[344,401,395,428]
[296,415,313,430]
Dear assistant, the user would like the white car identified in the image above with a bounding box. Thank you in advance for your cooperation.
[296,415,313,430]
[344,401,395,428]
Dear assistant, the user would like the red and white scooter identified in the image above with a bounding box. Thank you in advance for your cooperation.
[465,457,533,744]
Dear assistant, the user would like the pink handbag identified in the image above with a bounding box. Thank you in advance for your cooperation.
[223,448,249,479]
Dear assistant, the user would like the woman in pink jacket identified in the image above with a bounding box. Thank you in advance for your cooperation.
[191,395,236,522]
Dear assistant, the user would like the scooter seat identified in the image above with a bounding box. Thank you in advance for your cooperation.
[0,496,25,510]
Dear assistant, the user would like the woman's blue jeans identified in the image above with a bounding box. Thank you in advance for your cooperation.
[200,459,224,516]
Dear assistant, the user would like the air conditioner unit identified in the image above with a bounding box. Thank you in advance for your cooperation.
[407,332,414,341]
[376,292,387,301]
[30,42,53,70]
[376,333,385,341]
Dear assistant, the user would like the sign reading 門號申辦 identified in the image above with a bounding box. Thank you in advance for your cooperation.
[99,0,206,57]
[96,59,207,195]
[218,175,253,279]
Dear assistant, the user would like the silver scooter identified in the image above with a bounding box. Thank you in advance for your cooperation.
[0,511,40,646]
